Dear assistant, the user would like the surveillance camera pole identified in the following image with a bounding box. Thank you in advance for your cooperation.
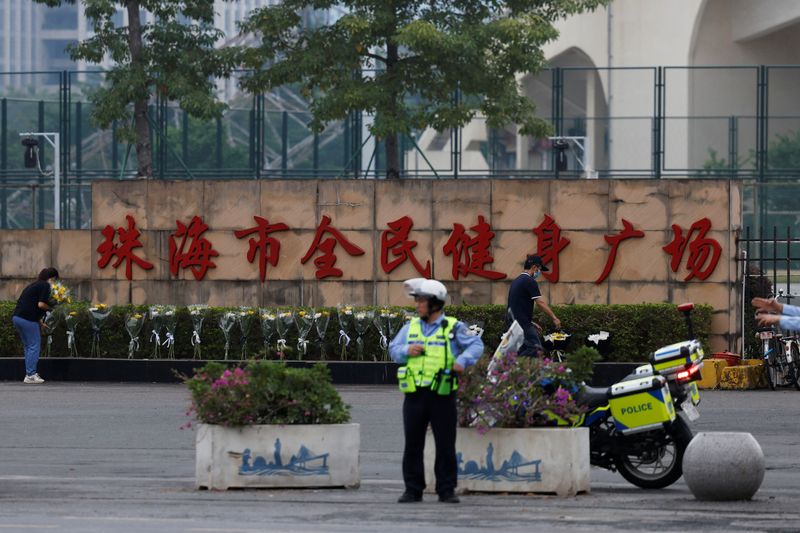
[19,132,60,229]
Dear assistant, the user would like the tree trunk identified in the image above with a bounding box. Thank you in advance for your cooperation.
[126,1,152,177]
[384,39,400,179]
[385,133,399,179]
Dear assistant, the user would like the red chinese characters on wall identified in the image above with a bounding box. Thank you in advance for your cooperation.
[234,216,290,282]
[96,215,154,280]
[595,219,645,284]
[169,216,219,281]
[662,217,722,281]
[443,215,506,280]
[532,214,570,282]
[301,215,366,279]
[380,216,431,278]
[94,213,724,283]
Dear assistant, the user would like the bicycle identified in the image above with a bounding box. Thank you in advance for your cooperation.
[756,325,800,391]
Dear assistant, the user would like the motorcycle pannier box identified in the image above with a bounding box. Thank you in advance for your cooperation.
[651,339,704,378]
[608,375,676,434]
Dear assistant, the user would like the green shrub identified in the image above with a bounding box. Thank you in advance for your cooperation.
[0,301,712,363]
[185,361,351,426]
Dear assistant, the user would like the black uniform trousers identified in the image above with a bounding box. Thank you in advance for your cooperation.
[401,387,457,496]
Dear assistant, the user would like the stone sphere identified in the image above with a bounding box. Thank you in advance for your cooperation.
[683,432,765,501]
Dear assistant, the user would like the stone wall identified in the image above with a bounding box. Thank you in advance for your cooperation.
[0,179,741,351]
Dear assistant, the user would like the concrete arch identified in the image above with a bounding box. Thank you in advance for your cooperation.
[685,0,800,171]
[517,46,609,172]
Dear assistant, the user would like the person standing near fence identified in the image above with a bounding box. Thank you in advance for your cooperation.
[12,268,59,384]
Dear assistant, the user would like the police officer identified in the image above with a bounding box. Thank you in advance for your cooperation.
[506,254,560,357]
[389,278,484,504]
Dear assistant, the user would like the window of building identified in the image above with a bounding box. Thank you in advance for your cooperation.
[42,4,79,30]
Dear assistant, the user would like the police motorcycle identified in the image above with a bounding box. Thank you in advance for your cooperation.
[503,303,703,489]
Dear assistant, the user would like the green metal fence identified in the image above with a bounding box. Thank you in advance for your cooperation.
[3,66,800,229]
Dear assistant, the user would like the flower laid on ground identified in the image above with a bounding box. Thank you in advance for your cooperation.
[337,305,355,359]
[374,308,402,361]
[183,361,350,428]
[353,309,375,361]
[259,310,277,358]
[219,311,238,361]
[294,309,315,360]
[188,304,208,359]
[64,308,80,357]
[148,305,166,359]
[457,348,600,433]
[313,311,331,360]
[87,304,112,358]
[125,312,146,359]
[162,305,177,359]
[42,310,60,358]
[238,307,257,359]
[274,311,294,360]
[49,280,72,305]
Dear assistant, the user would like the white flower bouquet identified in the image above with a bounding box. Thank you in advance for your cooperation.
[219,311,238,360]
[337,305,354,360]
[87,303,111,358]
[259,309,277,358]
[148,305,166,359]
[161,305,177,359]
[274,310,294,359]
[353,309,375,361]
[314,310,332,360]
[238,307,257,359]
[188,304,208,359]
[125,312,146,359]
[64,308,80,357]
[294,309,315,360]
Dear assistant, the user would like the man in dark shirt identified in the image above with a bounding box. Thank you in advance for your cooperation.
[12,267,59,384]
[506,255,561,357]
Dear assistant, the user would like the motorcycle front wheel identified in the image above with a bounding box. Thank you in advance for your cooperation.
[615,416,693,489]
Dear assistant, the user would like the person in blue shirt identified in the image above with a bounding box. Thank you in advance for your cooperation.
[389,278,484,504]
[752,296,800,330]
[506,255,561,357]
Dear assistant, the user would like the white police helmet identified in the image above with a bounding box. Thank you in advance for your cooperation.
[404,278,448,306]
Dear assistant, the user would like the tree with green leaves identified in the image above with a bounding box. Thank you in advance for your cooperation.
[34,0,240,177]
[239,0,607,178]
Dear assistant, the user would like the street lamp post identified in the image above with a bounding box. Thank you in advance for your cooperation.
[19,132,60,230]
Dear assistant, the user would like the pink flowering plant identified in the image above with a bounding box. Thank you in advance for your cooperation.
[184,361,350,428]
[457,347,600,431]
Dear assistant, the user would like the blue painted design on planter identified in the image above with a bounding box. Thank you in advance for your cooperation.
[239,438,330,477]
[457,442,542,482]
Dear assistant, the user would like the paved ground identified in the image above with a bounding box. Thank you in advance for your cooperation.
[0,383,798,532]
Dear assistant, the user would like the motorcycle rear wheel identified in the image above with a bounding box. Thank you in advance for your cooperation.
[615,416,693,489]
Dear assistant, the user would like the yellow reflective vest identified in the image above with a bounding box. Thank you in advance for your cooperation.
[397,317,458,394]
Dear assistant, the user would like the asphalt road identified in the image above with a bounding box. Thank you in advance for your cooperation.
[0,384,798,532]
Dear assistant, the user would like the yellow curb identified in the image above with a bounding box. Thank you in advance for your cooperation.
[740,359,763,367]
[698,359,727,389]
[719,365,768,390]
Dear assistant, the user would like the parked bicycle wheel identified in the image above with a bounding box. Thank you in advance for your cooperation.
[763,336,781,391]
[791,343,800,391]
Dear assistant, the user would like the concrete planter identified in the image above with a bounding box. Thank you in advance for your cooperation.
[424,427,590,497]
[195,423,360,490]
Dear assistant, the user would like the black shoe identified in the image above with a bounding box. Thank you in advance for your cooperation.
[438,491,460,503]
[397,491,422,503]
